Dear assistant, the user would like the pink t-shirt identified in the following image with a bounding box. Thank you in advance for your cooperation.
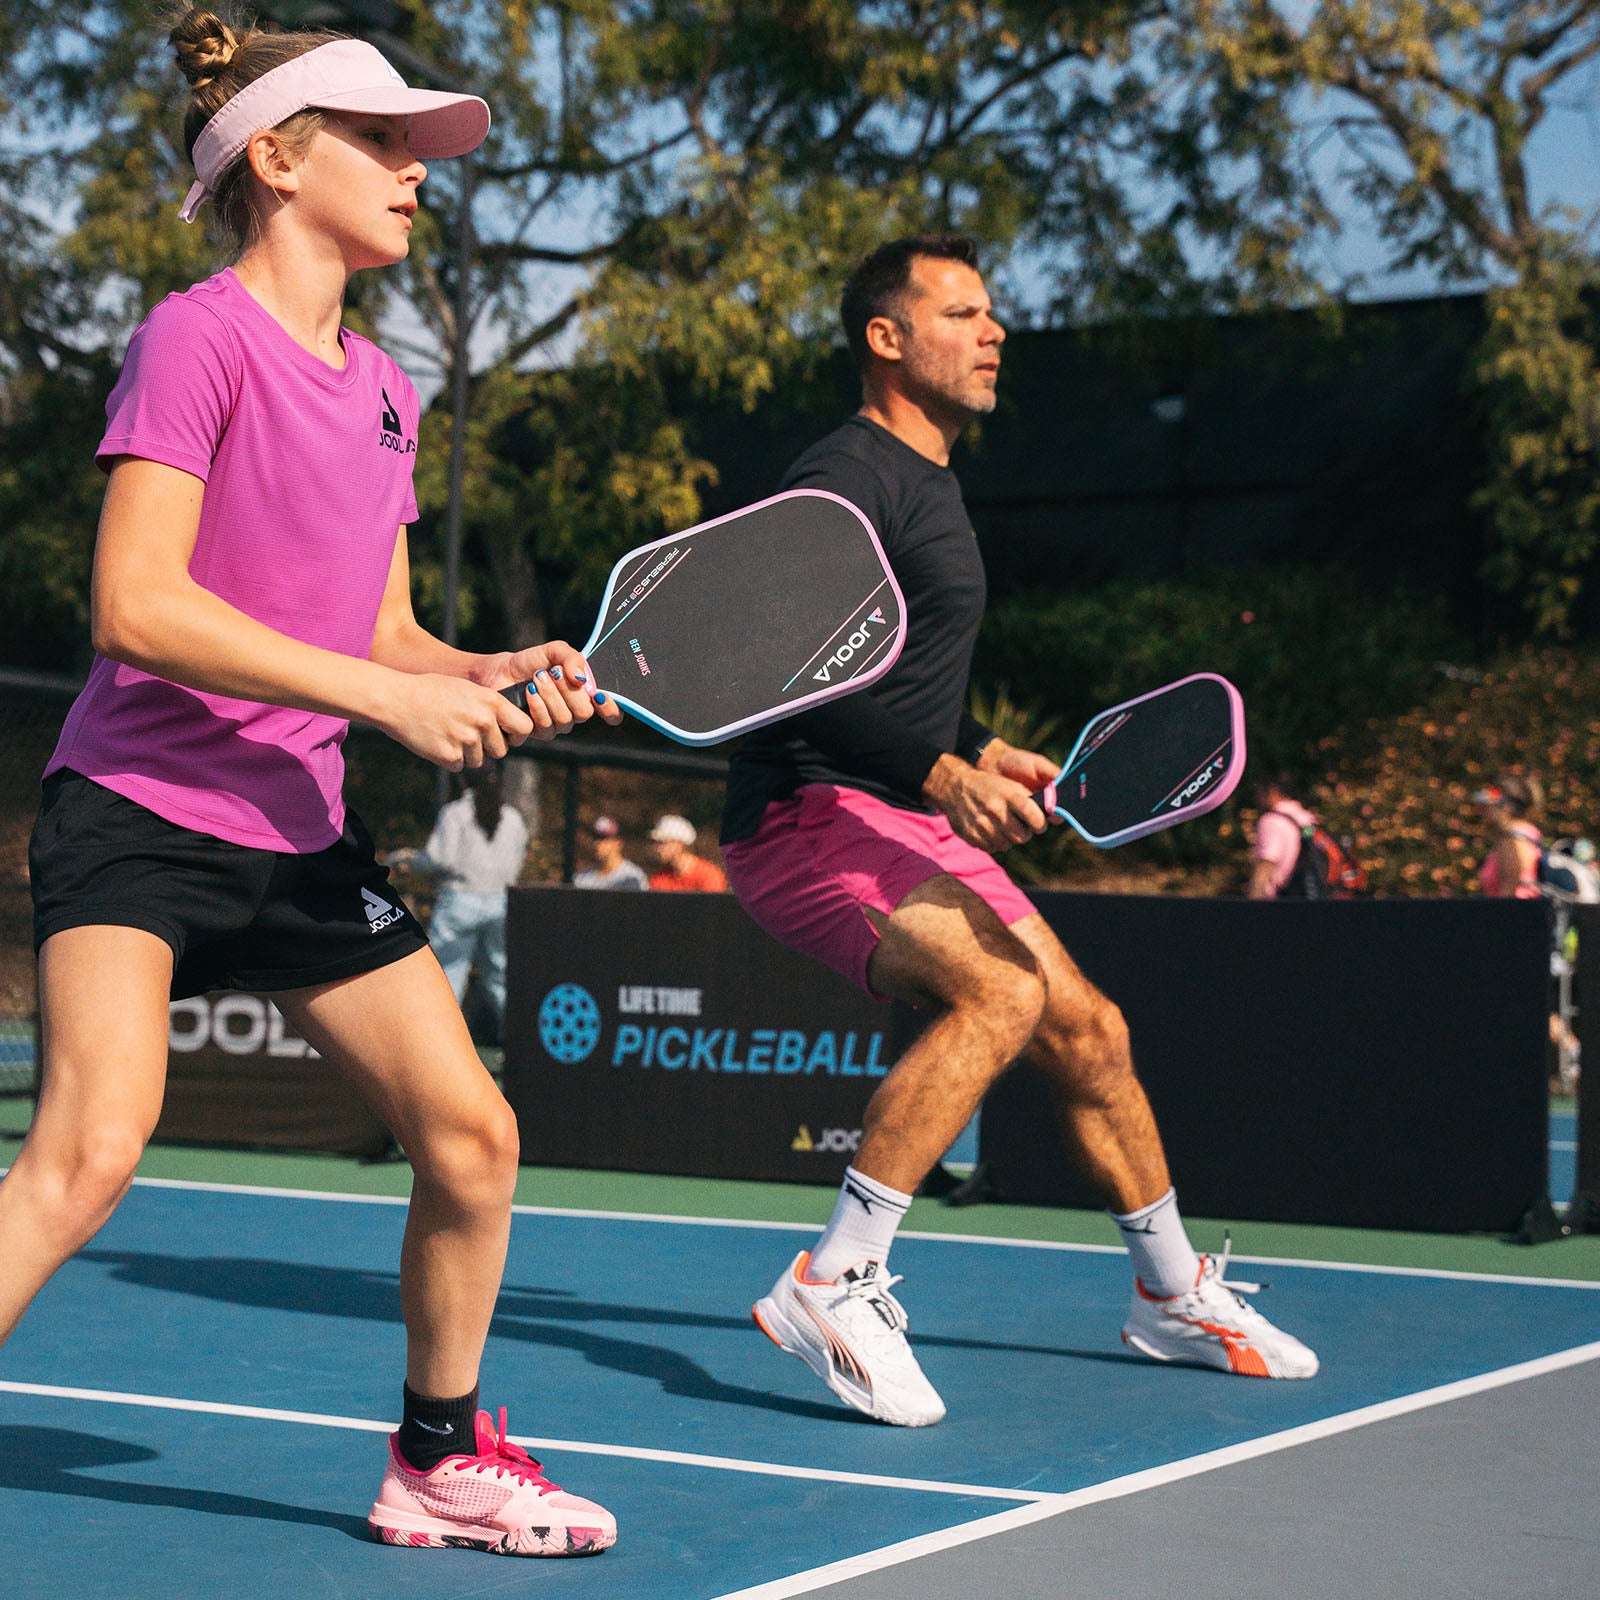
[47,270,420,851]
[1254,799,1315,895]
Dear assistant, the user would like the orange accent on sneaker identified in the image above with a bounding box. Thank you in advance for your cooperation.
[796,1250,834,1287]
[1224,1339,1271,1377]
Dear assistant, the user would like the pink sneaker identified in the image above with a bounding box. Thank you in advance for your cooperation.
[368,1408,616,1556]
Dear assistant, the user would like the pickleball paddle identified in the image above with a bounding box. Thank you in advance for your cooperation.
[1034,673,1245,846]
[501,489,906,746]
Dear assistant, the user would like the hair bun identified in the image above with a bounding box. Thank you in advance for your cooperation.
[170,9,244,87]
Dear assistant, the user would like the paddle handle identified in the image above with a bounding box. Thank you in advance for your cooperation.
[499,679,604,716]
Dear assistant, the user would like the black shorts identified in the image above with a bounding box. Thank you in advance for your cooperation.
[30,770,429,1000]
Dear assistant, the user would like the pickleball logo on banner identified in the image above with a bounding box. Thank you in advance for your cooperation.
[538,983,602,1063]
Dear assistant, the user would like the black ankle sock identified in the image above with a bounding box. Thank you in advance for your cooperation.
[397,1381,479,1472]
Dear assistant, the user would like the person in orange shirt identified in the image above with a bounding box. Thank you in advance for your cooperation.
[647,814,726,892]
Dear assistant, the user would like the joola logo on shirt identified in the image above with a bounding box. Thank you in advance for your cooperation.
[378,387,416,455]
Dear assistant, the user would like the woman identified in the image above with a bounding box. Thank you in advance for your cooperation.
[0,10,619,1557]
[1475,775,1543,899]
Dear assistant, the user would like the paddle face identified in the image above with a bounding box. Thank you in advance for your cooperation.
[1039,674,1245,847]
[505,490,906,747]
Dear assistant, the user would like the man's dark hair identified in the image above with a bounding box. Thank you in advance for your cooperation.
[840,233,980,371]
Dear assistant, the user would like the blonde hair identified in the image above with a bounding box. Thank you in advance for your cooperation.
[168,7,340,249]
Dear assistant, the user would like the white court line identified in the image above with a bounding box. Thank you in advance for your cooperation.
[707,1338,1600,1600]
[0,1380,1042,1503]
[118,1176,1600,1290]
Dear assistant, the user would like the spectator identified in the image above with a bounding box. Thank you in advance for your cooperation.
[1249,774,1316,899]
[1473,776,1543,899]
[648,813,727,893]
[573,815,649,890]
[395,763,528,1030]
[1474,775,1581,1091]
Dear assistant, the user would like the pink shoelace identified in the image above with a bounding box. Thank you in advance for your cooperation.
[465,1408,562,1496]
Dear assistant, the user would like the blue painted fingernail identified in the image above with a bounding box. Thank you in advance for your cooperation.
[550,665,562,680]
[593,691,608,705]
[573,673,588,685]
[536,669,550,679]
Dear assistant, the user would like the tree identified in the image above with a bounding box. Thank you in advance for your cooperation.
[4,0,1331,659]
[1179,0,1600,633]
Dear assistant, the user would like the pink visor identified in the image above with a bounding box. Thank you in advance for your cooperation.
[179,39,489,223]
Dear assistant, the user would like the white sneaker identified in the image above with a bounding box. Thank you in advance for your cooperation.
[1121,1243,1319,1379]
[752,1251,947,1426]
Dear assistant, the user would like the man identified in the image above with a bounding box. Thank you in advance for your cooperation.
[647,813,727,893]
[722,234,1316,1428]
[573,815,649,891]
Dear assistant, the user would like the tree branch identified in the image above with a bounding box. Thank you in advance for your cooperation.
[498,297,583,370]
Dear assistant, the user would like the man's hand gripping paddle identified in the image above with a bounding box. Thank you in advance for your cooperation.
[1034,673,1246,846]
[500,490,906,746]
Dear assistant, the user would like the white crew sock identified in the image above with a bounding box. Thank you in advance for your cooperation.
[807,1166,913,1282]
[1110,1187,1201,1298]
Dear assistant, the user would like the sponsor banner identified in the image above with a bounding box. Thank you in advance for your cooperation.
[981,893,1550,1234]
[503,889,905,1184]
[157,993,391,1158]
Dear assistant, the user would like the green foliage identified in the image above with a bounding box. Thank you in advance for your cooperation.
[1305,647,1600,896]
[976,565,1462,785]
[1472,247,1600,637]
[975,567,1469,886]
[1179,2,1600,631]
[0,363,113,668]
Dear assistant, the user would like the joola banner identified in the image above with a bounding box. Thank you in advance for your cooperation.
[157,993,391,1157]
[501,888,902,1183]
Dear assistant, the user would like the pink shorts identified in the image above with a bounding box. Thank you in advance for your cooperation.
[723,783,1037,998]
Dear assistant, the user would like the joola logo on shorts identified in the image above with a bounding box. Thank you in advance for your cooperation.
[378,387,416,455]
[812,608,887,685]
[362,887,405,931]
[1168,752,1228,810]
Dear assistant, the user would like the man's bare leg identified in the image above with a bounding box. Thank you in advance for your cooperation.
[1006,913,1171,1215]
[851,874,1045,1194]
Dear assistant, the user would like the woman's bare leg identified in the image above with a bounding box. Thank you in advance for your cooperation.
[277,947,520,1398]
[0,926,174,1347]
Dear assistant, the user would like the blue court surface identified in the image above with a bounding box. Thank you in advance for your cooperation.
[3,1178,1598,1599]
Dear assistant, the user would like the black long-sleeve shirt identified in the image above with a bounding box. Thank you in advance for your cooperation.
[721,415,995,842]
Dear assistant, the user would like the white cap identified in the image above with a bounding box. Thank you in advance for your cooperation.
[179,39,489,223]
[650,814,696,845]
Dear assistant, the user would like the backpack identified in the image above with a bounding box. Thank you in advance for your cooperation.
[1272,810,1367,900]
[1538,839,1600,903]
